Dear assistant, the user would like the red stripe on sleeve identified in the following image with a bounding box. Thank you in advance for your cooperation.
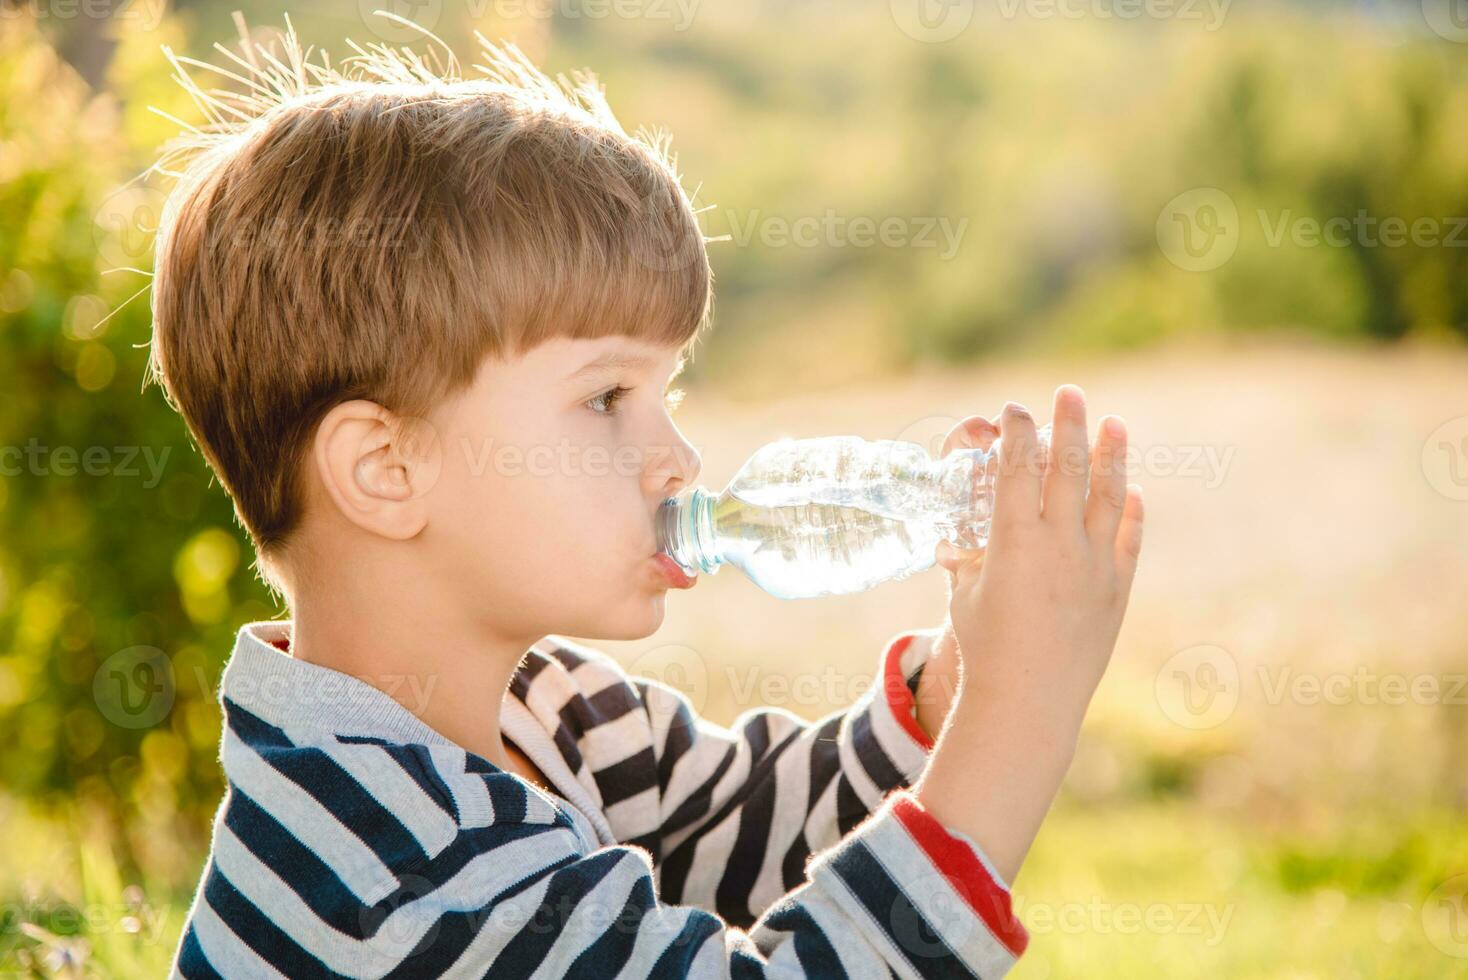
[889,791,1030,957]
[882,633,935,751]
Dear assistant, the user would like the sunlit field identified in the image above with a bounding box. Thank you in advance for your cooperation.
[6,337,1466,976]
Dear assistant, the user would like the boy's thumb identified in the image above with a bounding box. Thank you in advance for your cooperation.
[935,539,984,577]
[933,413,999,578]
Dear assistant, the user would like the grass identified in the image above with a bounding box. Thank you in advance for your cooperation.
[1,798,180,977]
[3,797,1463,977]
[1010,802,1468,979]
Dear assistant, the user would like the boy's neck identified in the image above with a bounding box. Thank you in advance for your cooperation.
[282,585,542,780]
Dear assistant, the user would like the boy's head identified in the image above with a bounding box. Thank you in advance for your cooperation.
[147,22,709,640]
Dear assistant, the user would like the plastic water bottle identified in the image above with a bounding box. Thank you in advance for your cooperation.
[656,423,1057,599]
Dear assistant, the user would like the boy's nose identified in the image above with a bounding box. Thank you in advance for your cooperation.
[647,434,701,500]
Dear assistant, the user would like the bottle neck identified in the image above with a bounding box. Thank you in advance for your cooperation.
[657,487,724,575]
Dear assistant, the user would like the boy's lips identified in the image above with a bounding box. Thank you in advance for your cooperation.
[652,553,697,589]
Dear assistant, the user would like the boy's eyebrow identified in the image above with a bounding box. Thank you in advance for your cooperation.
[564,350,688,384]
[564,351,654,382]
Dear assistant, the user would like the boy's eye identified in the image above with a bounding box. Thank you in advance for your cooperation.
[586,385,687,417]
[586,385,633,416]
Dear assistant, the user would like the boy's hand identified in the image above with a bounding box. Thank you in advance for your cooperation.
[910,413,1001,741]
[914,385,1144,882]
[944,385,1143,719]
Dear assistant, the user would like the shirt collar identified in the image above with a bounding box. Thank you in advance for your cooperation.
[218,619,617,847]
[220,619,458,746]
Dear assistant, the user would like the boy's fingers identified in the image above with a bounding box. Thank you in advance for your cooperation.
[1085,414,1130,546]
[992,401,1042,532]
[1113,483,1145,586]
[1041,385,1089,526]
[940,415,999,457]
[935,416,996,576]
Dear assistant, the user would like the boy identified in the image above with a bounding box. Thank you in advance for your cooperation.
[150,18,1143,978]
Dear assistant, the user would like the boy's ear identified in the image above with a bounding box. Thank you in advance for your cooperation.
[312,400,441,541]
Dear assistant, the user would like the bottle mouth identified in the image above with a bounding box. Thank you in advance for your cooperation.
[657,489,720,576]
[656,496,697,576]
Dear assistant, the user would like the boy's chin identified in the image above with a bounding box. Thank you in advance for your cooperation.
[576,595,668,642]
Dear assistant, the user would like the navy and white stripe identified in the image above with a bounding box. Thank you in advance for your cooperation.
[171,621,1028,977]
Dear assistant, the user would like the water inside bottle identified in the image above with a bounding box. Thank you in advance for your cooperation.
[661,425,1051,599]
[692,476,967,600]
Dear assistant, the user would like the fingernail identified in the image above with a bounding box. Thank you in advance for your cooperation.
[1104,416,1125,438]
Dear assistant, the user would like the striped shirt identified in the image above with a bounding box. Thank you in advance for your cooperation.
[171,620,1029,978]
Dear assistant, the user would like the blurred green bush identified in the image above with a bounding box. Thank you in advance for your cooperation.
[0,14,278,894]
[2,0,1467,891]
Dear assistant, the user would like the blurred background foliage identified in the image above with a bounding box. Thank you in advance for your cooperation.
[2,0,1467,975]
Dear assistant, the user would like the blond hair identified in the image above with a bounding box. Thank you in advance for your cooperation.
[145,14,714,579]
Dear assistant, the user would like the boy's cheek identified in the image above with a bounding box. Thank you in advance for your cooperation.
[423,440,653,568]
